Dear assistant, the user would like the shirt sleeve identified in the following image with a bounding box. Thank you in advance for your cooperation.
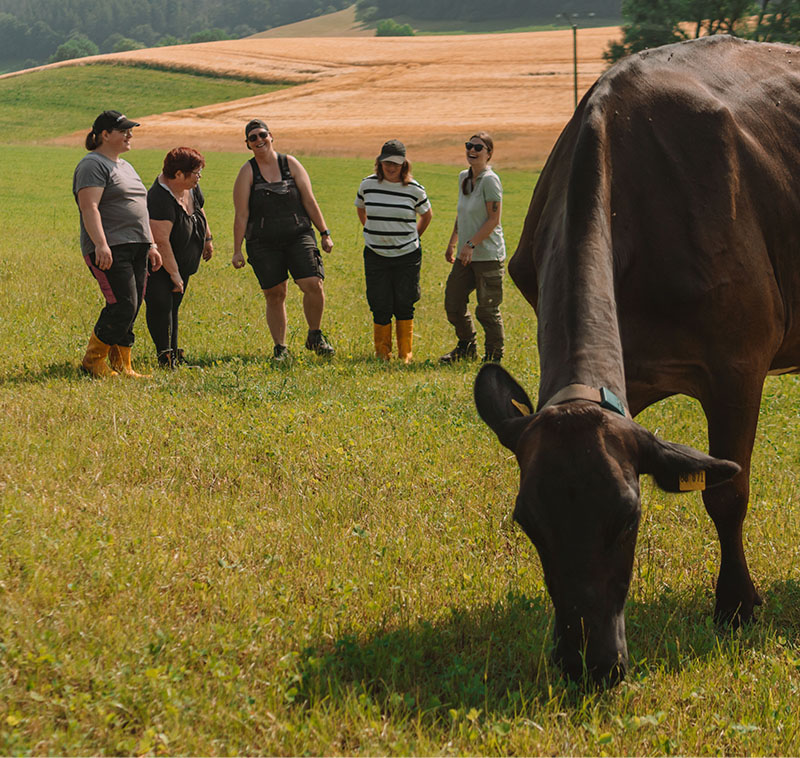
[481,172,503,203]
[147,184,177,223]
[414,183,432,215]
[74,156,109,193]
[354,179,366,209]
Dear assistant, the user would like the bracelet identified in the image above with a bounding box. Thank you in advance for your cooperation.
[205,235,213,241]
[320,229,331,237]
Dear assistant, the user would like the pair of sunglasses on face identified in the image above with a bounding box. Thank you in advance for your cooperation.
[248,131,269,142]
[465,142,487,152]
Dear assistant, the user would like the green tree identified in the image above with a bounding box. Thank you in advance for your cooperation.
[376,18,415,35]
[605,0,800,63]
[49,33,99,62]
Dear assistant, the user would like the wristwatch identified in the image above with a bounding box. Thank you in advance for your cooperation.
[321,229,331,237]
[466,240,476,249]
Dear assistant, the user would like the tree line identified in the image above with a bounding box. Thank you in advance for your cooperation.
[0,0,349,71]
[356,0,621,22]
[604,0,799,61]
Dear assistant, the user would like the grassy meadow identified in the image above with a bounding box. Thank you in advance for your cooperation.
[1,66,800,755]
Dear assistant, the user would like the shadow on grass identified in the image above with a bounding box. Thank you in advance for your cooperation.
[291,584,797,719]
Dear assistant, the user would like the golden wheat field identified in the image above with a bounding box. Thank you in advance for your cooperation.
[42,27,620,168]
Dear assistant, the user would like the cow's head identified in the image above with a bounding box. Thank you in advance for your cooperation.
[474,364,739,685]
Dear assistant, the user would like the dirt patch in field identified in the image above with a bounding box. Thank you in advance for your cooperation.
[49,28,620,169]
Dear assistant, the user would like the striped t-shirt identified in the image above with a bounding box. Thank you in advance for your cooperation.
[355,174,431,257]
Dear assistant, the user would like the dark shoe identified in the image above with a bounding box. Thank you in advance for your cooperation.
[174,348,200,368]
[482,349,503,363]
[273,344,292,362]
[305,330,335,357]
[439,339,477,364]
[157,349,175,369]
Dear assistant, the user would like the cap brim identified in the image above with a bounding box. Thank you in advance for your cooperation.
[378,154,405,164]
[120,119,140,129]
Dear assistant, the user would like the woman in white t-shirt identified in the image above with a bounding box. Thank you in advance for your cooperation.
[440,131,506,364]
[355,139,433,363]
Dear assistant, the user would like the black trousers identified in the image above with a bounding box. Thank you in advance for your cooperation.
[144,267,189,354]
[84,242,149,347]
[363,246,421,325]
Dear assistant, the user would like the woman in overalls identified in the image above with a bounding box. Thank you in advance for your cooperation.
[232,119,334,360]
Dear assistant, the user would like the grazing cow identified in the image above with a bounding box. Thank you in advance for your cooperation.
[474,35,800,684]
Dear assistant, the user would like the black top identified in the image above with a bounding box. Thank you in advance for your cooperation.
[246,153,311,242]
[147,179,207,278]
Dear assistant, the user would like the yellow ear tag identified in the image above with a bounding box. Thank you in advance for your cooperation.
[679,471,706,491]
[511,398,532,416]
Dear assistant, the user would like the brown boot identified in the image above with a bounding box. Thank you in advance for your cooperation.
[396,319,413,364]
[108,345,150,378]
[373,323,392,360]
[81,331,117,378]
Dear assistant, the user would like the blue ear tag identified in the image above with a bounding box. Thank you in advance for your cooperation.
[599,387,626,417]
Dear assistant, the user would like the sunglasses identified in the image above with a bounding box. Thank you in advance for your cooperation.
[465,142,486,152]
[247,131,269,142]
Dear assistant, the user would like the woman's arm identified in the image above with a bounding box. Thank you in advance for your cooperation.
[445,219,458,263]
[417,208,433,238]
[77,186,113,270]
[356,207,367,227]
[201,207,213,261]
[232,163,252,269]
[150,219,183,292]
[287,155,333,253]
[459,199,501,266]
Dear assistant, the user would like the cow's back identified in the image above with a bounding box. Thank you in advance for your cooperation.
[512,36,800,407]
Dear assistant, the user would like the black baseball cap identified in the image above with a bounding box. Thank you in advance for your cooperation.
[377,139,406,164]
[92,110,140,134]
[245,119,269,137]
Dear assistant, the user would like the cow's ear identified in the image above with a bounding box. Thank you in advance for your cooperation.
[474,364,535,452]
[634,426,740,492]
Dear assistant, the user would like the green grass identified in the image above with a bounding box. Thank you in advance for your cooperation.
[0,65,286,144]
[2,67,800,755]
[404,16,621,35]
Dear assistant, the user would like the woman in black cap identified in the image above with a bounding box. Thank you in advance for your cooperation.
[232,119,334,361]
[73,110,162,377]
[354,139,432,363]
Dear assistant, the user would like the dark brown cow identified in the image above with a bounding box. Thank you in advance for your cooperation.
[474,35,800,684]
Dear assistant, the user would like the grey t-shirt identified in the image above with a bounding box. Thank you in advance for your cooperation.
[72,152,151,256]
[456,167,506,262]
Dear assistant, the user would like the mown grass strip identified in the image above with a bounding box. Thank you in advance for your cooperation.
[0,64,288,144]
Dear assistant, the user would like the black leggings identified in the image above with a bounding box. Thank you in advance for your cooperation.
[144,267,189,354]
[85,242,149,347]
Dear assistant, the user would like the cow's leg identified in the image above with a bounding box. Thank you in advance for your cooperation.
[701,382,764,625]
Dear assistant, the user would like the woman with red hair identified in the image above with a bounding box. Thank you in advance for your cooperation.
[146,147,214,367]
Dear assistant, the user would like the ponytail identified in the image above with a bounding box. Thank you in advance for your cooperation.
[85,130,102,151]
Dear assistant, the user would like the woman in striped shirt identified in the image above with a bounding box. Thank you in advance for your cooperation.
[355,139,433,363]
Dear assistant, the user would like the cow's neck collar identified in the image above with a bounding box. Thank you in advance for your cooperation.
[541,383,630,418]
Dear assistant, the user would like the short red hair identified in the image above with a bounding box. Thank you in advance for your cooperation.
[162,147,205,178]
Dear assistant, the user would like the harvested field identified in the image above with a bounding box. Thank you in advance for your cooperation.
[47,28,620,168]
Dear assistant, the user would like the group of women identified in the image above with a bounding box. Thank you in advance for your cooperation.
[73,111,506,376]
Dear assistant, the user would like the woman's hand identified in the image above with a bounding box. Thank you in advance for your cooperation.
[445,244,456,264]
[321,234,333,253]
[170,271,184,293]
[203,239,214,261]
[148,246,162,271]
[459,243,474,266]
[232,250,246,269]
[95,243,113,270]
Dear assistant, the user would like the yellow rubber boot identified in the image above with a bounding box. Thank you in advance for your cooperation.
[81,331,118,378]
[396,319,413,364]
[373,322,392,360]
[108,345,151,378]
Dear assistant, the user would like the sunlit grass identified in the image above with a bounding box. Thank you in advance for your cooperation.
[1,141,800,755]
[0,65,286,144]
